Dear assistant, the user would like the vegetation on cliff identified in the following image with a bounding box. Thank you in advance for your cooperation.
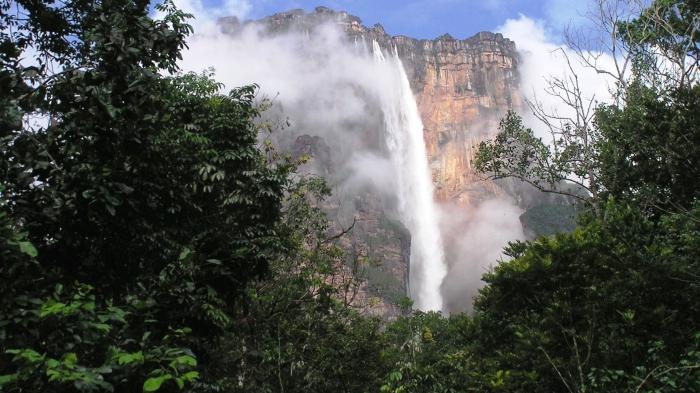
[1,0,699,392]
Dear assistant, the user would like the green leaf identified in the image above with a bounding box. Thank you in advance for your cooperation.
[7,349,43,363]
[178,248,191,261]
[116,351,144,365]
[40,301,67,318]
[143,375,172,392]
[18,241,38,257]
[0,374,17,386]
[181,371,199,381]
[170,355,197,369]
[93,323,112,333]
[63,352,78,365]
[388,371,402,382]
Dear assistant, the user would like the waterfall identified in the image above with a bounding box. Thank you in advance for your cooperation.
[372,41,447,312]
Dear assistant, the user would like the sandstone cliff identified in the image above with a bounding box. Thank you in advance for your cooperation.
[243,6,523,206]
[219,7,523,317]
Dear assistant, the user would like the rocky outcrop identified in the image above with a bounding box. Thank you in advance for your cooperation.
[288,133,411,319]
[328,191,410,318]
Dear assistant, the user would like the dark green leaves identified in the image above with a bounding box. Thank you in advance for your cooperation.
[17,241,38,258]
[0,1,288,392]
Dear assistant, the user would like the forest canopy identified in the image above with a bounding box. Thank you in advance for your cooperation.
[1,0,699,392]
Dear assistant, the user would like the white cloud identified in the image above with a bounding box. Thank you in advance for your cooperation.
[497,15,616,138]
[156,0,252,31]
[440,198,525,314]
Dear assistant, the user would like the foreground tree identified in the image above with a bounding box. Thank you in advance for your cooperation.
[473,201,700,392]
[467,1,700,392]
[1,1,292,391]
[595,81,700,213]
[199,178,387,393]
[475,0,700,214]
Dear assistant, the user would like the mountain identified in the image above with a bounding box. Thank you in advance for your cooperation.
[227,6,522,206]
[218,7,526,317]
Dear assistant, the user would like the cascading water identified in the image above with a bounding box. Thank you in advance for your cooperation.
[372,41,447,312]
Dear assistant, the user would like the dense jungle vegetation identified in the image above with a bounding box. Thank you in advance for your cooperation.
[1,0,698,392]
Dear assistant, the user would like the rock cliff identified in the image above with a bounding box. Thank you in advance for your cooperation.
[218,7,523,317]
[241,6,522,206]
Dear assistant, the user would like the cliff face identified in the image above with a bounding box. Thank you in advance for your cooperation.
[407,34,521,205]
[247,7,522,205]
[367,27,521,207]
[220,7,522,317]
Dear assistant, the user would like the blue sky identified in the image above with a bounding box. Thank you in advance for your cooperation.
[197,0,593,40]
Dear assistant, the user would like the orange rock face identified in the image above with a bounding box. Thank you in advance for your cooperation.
[229,7,522,207]
[406,33,522,206]
[342,18,523,207]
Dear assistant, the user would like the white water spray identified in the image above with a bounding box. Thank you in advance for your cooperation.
[372,41,447,312]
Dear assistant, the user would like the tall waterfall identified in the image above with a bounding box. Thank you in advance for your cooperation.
[372,41,447,312]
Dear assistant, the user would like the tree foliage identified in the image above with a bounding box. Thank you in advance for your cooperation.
[199,178,386,393]
[473,200,700,392]
[468,1,700,391]
[596,82,700,212]
[475,111,593,202]
[475,0,700,211]
[1,1,292,391]
[2,0,700,392]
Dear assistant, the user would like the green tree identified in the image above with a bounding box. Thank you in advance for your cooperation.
[470,4,700,392]
[379,312,490,393]
[1,1,292,391]
[621,0,699,92]
[475,0,700,215]
[475,111,593,204]
[472,201,700,393]
[596,82,700,213]
[201,178,386,393]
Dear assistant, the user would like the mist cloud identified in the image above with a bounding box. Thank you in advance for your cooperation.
[440,199,526,314]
